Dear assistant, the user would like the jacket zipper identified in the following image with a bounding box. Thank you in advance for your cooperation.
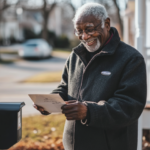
[73,50,108,150]
[77,50,108,101]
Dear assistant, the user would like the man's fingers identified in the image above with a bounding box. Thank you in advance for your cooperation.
[61,100,78,109]
[62,103,78,110]
[33,104,38,109]
[39,107,45,112]
[65,100,77,104]
[65,113,77,118]
[67,117,74,120]
[66,113,78,120]
[33,104,45,112]
[61,104,66,109]
[36,105,44,111]
[62,108,77,114]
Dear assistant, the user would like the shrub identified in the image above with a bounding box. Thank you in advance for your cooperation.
[54,35,70,48]
[70,38,80,48]
[23,28,40,40]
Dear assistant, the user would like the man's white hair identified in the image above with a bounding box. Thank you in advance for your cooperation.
[73,3,108,28]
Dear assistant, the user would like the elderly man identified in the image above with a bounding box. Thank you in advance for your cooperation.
[34,2,147,150]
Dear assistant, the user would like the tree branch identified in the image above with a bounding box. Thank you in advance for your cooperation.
[66,2,75,14]
[46,2,57,14]
[0,4,11,12]
[0,0,20,13]
[112,0,123,37]
[22,7,42,12]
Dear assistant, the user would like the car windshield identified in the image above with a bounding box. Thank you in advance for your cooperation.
[24,43,38,47]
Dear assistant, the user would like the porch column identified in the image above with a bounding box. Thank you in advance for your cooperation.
[135,0,146,150]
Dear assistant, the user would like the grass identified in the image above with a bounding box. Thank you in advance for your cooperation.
[0,50,19,64]
[22,71,62,83]
[22,114,66,141]
[0,59,16,64]
[52,49,71,59]
[0,48,71,56]
[22,49,71,83]
[53,48,71,53]
[0,50,18,54]
[8,114,66,150]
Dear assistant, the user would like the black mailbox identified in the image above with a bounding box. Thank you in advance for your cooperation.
[0,102,25,149]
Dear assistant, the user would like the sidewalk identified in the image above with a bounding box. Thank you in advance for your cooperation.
[0,51,70,117]
[0,83,59,117]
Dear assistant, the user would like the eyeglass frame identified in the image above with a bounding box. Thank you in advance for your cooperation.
[74,22,102,37]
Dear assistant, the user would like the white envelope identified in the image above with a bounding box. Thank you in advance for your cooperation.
[29,94,66,113]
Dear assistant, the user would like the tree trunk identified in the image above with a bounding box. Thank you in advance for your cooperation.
[0,14,2,61]
[41,0,48,41]
[42,11,49,41]
[112,0,123,38]
[21,0,75,43]
[41,1,56,42]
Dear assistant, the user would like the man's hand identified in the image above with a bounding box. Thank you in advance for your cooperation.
[61,100,87,120]
[33,104,50,115]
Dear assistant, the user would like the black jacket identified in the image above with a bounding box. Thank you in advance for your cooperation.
[51,27,147,150]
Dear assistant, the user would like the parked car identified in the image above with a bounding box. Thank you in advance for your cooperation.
[18,39,53,58]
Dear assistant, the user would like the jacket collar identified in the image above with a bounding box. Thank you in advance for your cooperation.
[73,27,120,63]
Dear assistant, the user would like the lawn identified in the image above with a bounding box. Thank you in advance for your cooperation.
[0,59,16,64]
[9,114,66,150]
[0,50,18,54]
[22,49,71,83]
[22,71,62,83]
[53,48,71,53]
[22,114,65,141]
[0,50,19,64]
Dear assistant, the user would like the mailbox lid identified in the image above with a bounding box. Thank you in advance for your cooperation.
[0,102,25,112]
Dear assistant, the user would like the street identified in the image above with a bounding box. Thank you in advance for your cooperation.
[0,56,67,116]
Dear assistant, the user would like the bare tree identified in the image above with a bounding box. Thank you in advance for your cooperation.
[0,0,20,17]
[0,0,12,32]
[22,0,75,41]
[96,0,127,38]
[0,0,20,36]
[0,0,16,60]
[41,0,56,41]
[0,0,11,13]
[111,0,125,37]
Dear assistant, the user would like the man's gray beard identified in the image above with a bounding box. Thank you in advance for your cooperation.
[82,38,101,52]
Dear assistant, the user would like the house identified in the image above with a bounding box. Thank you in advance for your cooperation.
[48,3,75,40]
[123,0,135,46]
[0,5,43,45]
[0,2,75,45]
[123,1,150,150]
[123,0,150,48]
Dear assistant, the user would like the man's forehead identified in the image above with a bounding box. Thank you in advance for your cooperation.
[75,22,94,27]
[74,15,101,28]
[86,23,94,26]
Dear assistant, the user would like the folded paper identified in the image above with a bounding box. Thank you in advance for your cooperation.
[29,94,65,113]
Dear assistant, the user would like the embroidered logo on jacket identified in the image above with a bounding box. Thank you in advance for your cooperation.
[98,100,106,106]
[101,71,111,76]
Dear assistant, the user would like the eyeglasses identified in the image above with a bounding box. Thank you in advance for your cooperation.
[74,23,101,37]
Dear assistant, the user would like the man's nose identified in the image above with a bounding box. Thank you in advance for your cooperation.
[82,32,90,40]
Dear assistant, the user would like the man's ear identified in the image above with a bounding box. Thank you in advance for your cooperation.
[105,18,110,31]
